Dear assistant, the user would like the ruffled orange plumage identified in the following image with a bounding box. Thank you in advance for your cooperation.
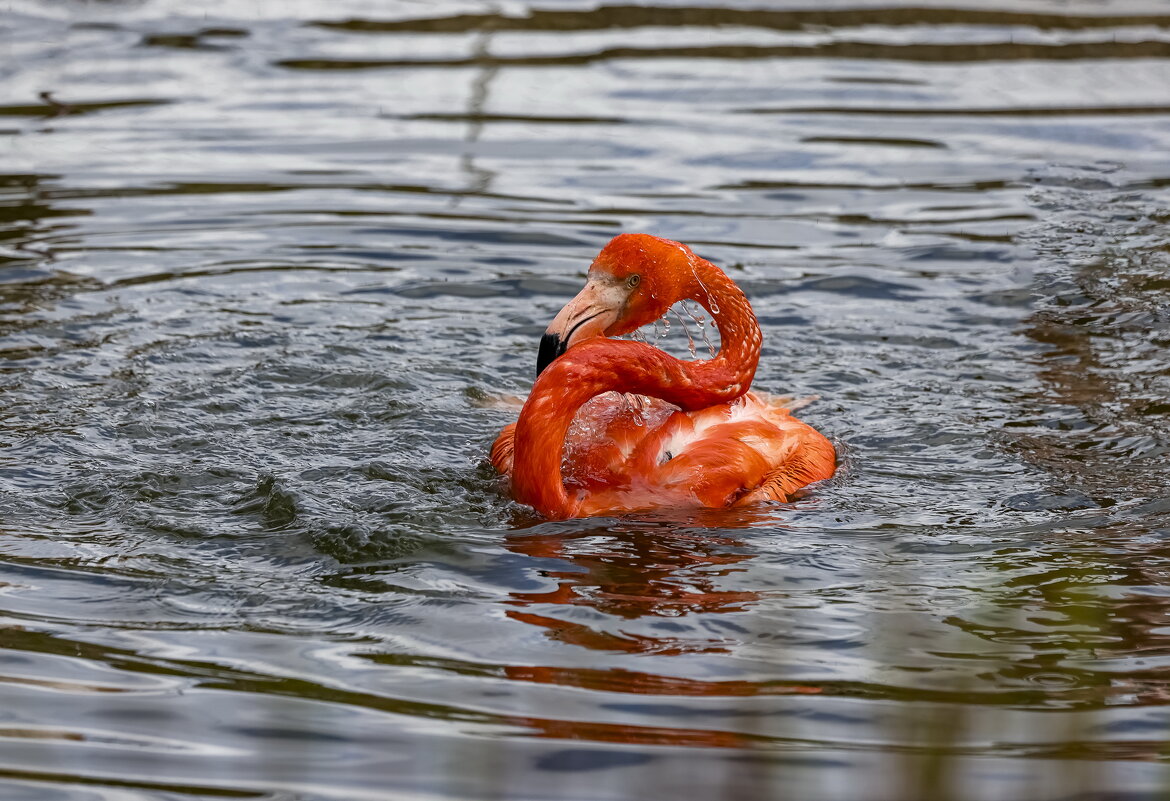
[491,233,835,520]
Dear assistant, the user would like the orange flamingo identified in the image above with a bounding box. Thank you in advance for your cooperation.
[491,233,835,519]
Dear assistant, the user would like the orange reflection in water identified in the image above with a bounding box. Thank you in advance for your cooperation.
[495,516,821,748]
[493,514,823,748]
[505,521,756,652]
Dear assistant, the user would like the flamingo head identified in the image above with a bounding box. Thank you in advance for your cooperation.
[537,233,693,375]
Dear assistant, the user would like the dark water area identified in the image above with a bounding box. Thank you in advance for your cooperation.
[2,1,1170,799]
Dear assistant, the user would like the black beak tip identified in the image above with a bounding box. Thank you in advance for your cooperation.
[537,332,566,376]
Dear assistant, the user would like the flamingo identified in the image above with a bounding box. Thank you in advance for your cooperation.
[491,233,835,519]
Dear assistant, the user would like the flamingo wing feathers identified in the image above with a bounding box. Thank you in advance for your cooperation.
[639,392,835,507]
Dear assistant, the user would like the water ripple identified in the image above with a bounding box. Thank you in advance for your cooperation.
[1,1,1169,800]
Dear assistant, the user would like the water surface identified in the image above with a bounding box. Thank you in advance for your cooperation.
[2,1,1170,799]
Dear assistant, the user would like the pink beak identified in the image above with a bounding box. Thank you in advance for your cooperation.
[536,277,625,375]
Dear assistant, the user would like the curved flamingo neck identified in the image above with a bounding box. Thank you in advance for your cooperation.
[513,340,708,518]
[676,252,760,402]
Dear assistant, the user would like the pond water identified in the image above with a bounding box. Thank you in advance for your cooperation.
[2,1,1170,799]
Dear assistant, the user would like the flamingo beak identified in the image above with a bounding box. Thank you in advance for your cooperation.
[537,331,568,377]
[536,276,625,376]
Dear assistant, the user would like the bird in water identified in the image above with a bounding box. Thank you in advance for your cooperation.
[491,233,835,520]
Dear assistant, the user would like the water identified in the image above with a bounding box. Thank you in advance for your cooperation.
[2,1,1169,798]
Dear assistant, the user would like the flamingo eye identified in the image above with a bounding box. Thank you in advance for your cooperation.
[626,274,641,289]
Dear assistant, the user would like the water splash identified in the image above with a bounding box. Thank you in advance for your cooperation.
[619,392,647,426]
[683,301,717,358]
[671,305,699,359]
[673,299,716,360]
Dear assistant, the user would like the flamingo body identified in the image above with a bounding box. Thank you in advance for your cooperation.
[493,391,834,517]
[491,234,835,519]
